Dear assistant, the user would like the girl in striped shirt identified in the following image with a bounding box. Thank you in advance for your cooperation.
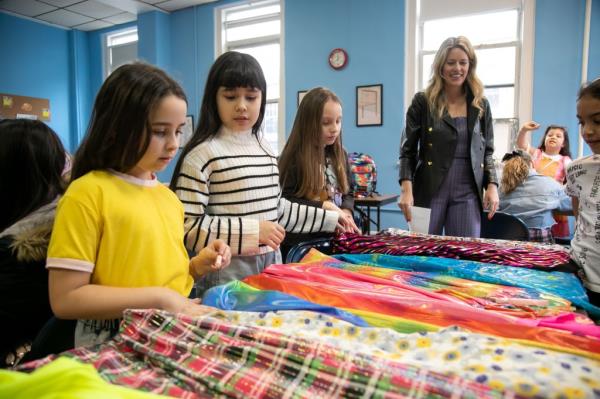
[170,52,348,293]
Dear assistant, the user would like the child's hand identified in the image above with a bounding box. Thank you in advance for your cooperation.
[159,288,215,316]
[259,221,285,250]
[190,239,231,277]
[322,200,339,211]
[336,209,360,234]
[180,301,219,318]
[520,121,540,132]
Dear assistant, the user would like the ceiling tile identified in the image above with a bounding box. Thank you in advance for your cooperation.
[154,0,216,12]
[41,0,81,7]
[67,0,123,18]
[36,8,93,26]
[0,0,56,17]
[103,11,136,24]
[74,19,113,30]
[138,0,163,4]
[93,0,156,14]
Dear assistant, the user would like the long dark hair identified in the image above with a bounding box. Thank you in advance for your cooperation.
[170,51,267,189]
[0,119,66,231]
[538,125,571,158]
[71,62,187,181]
[578,77,600,101]
[278,87,349,198]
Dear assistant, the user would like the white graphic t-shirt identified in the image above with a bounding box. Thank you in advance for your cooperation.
[566,154,600,292]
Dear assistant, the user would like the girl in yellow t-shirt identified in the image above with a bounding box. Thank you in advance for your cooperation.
[44,63,231,352]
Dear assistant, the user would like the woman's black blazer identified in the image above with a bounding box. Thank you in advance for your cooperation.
[399,90,498,208]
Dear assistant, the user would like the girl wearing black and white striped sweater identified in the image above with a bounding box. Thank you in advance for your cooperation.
[170,52,348,292]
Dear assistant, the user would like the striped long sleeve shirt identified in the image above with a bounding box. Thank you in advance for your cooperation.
[173,127,339,255]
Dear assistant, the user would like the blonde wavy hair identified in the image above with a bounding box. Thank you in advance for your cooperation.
[278,87,348,199]
[501,150,532,194]
[424,36,485,119]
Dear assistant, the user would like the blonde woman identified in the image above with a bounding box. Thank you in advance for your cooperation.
[399,36,499,237]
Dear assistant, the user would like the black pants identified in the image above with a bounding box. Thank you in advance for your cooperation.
[22,318,76,363]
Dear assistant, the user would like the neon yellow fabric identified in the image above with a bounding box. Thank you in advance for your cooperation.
[47,170,192,295]
[0,357,165,398]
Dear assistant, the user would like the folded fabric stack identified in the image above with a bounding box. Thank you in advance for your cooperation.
[333,230,571,269]
[15,309,513,398]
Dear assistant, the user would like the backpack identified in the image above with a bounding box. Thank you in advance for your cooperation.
[347,152,378,198]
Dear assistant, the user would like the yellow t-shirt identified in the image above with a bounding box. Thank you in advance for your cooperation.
[47,170,193,296]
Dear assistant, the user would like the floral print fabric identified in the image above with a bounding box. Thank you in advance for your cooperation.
[216,309,600,399]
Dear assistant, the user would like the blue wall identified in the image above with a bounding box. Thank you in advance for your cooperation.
[589,0,600,90]
[532,0,587,157]
[0,13,75,150]
[286,0,406,229]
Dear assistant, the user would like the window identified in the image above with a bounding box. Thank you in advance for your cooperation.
[217,0,282,152]
[104,27,138,78]
[406,0,535,158]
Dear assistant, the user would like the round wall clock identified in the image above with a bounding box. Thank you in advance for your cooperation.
[328,48,348,70]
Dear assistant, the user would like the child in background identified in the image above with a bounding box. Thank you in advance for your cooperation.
[497,149,571,243]
[46,63,231,351]
[516,121,573,237]
[567,77,600,306]
[170,52,345,291]
[0,119,67,367]
[278,87,360,260]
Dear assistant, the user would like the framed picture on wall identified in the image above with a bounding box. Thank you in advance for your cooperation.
[356,84,383,126]
[179,115,194,148]
[297,90,308,107]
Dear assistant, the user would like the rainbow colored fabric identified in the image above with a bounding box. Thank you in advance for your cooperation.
[237,250,600,359]
[333,253,600,318]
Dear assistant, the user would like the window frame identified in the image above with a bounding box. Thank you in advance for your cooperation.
[102,26,138,79]
[405,0,535,152]
[215,0,285,152]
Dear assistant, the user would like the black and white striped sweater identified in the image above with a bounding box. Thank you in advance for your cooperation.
[173,127,338,255]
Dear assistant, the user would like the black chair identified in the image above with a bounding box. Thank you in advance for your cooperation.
[285,237,334,263]
[480,211,530,241]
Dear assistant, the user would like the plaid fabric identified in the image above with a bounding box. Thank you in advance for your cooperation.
[528,228,554,244]
[21,309,512,398]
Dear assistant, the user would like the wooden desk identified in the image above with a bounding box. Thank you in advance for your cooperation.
[354,194,398,234]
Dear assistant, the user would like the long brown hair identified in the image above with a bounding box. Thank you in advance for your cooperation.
[501,150,532,194]
[278,87,348,198]
[72,62,187,181]
[425,36,485,119]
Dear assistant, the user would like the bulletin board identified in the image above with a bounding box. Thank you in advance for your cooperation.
[0,93,50,121]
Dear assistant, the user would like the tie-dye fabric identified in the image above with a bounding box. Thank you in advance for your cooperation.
[243,256,600,358]
[325,256,576,318]
[202,279,369,326]
[205,280,443,334]
[332,230,571,268]
[19,309,513,398]
[210,309,600,399]
[331,253,600,318]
